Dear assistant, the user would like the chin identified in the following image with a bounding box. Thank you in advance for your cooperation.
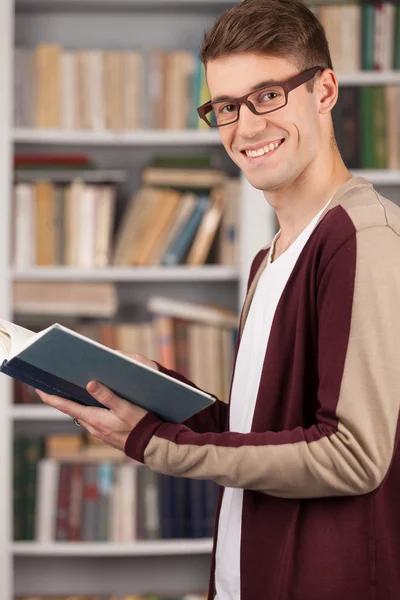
[245,173,284,192]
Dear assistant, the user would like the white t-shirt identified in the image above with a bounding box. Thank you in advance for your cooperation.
[215,200,331,600]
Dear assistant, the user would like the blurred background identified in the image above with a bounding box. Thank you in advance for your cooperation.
[0,0,399,598]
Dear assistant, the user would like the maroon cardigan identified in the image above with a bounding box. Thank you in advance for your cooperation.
[125,177,400,599]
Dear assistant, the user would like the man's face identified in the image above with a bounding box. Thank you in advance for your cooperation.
[206,53,323,192]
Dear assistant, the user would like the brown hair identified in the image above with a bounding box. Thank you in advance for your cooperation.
[200,0,333,89]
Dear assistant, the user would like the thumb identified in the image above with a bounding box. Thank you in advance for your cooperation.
[86,381,116,408]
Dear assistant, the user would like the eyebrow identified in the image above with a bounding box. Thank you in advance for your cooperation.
[211,79,279,104]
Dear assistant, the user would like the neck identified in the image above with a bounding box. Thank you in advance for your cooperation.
[265,148,351,258]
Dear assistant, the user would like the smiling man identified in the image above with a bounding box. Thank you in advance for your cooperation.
[36,1,400,599]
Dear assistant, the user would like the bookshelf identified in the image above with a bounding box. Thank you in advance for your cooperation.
[11,266,240,282]
[14,169,129,183]
[11,405,76,420]
[11,539,214,556]
[3,1,400,599]
[0,0,14,599]
[337,71,400,85]
[1,1,273,599]
[13,129,222,146]
[16,0,237,9]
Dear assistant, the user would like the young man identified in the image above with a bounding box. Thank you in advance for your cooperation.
[37,0,400,598]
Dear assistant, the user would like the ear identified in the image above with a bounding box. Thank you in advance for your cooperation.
[317,69,338,114]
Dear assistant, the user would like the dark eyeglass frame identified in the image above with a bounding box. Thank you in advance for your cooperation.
[197,66,324,128]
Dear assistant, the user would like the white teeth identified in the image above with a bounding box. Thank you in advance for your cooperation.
[245,140,282,158]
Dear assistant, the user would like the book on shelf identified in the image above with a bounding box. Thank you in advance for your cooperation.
[149,154,214,169]
[0,319,215,423]
[186,187,226,266]
[14,152,93,169]
[141,166,226,189]
[147,296,238,330]
[13,282,118,317]
[14,432,219,545]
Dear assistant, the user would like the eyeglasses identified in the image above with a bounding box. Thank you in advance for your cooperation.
[197,66,324,128]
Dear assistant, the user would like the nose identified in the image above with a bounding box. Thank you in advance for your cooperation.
[236,103,268,138]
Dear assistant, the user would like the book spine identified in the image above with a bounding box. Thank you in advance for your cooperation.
[361,4,375,70]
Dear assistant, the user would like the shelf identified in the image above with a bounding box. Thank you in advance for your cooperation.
[12,0,369,10]
[16,0,236,10]
[11,405,69,420]
[337,71,400,86]
[13,129,222,146]
[11,266,239,282]
[13,0,359,9]
[350,170,400,185]
[14,169,128,183]
[11,539,213,556]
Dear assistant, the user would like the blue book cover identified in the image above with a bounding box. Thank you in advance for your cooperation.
[188,55,203,129]
[0,320,214,423]
[162,196,209,266]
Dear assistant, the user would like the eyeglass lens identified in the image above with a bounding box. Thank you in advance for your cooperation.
[207,85,286,126]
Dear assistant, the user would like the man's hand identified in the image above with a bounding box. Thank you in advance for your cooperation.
[118,351,158,372]
[35,351,158,451]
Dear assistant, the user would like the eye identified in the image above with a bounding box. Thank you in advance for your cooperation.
[218,103,237,115]
[259,91,280,103]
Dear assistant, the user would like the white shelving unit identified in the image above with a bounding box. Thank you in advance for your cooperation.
[2,0,274,598]
[2,0,400,598]
[337,71,400,85]
[11,405,73,420]
[11,539,213,556]
[11,265,240,282]
[0,0,14,599]
[350,170,400,186]
[14,169,129,183]
[13,128,222,146]
[16,0,237,8]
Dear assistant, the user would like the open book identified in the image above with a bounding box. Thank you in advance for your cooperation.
[0,319,214,423]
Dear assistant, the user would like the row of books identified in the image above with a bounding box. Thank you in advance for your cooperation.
[12,8,400,134]
[333,85,400,169]
[14,298,238,402]
[14,46,209,131]
[113,182,238,269]
[311,3,400,72]
[15,596,207,600]
[12,182,116,270]
[12,167,240,269]
[13,434,219,543]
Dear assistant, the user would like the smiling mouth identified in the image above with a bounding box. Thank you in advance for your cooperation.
[241,139,284,159]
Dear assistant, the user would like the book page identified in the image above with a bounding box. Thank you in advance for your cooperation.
[0,319,35,363]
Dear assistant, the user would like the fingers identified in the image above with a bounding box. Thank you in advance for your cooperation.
[131,353,158,371]
[35,389,89,423]
[117,350,158,371]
